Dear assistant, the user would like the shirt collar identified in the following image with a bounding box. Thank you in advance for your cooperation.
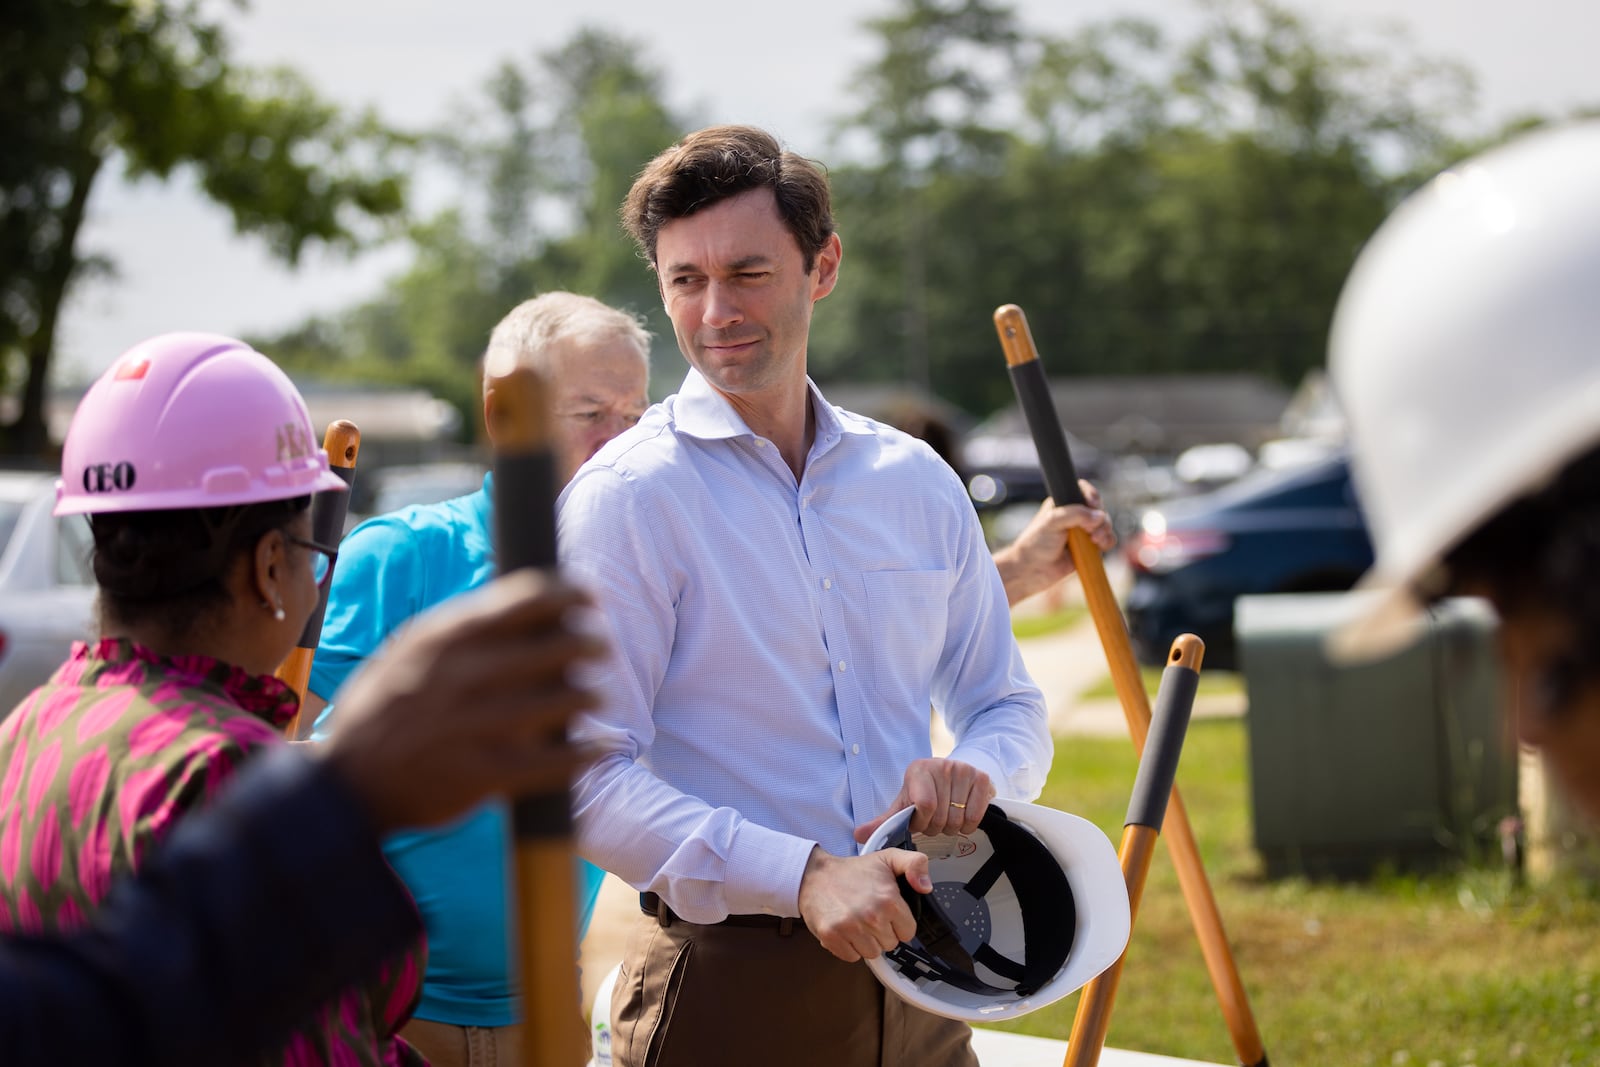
[672,368,875,449]
[65,638,299,728]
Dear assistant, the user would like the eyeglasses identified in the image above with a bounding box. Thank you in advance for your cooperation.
[285,534,339,589]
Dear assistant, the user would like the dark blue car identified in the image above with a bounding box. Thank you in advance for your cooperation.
[1122,452,1373,670]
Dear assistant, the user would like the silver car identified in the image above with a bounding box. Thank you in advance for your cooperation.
[0,471,97,716]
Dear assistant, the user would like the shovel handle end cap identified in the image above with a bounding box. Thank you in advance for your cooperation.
[1168,634,1205,672]
[486,366,552,451]
[992,305,1038,368]
[322,420,361,468]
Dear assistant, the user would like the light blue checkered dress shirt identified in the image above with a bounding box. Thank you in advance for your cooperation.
[560,370,1050,924]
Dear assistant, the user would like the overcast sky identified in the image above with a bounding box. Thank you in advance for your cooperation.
[53,0,1600,381]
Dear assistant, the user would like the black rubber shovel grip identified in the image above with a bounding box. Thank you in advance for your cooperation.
[294,464,356,649]
[493,448,569,840]
[1124,662,1199,832]
[1007,359,1086,506]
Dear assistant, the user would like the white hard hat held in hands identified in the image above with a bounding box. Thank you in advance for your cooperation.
[858,799,1129,1022]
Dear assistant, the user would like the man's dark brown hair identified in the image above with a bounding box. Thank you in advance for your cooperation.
[621,125,835,272]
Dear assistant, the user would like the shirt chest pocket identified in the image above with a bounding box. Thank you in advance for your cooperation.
[861,569,951,712]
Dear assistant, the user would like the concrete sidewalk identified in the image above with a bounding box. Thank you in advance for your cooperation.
[972,1029,1227,1066]
[1012,616,1245,740]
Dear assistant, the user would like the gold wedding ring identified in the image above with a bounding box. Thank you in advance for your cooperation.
[949,801,967,809]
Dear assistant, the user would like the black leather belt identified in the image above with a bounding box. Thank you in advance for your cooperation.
[639,892,802,935]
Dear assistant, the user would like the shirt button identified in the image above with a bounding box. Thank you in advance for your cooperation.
[822,578,832,590]
[754,439,767,448]
[851,743,861,755]
[837,660,847,672]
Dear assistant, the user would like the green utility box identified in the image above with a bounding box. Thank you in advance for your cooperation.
[1236,593,1516,879]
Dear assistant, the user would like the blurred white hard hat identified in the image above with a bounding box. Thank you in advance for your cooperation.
[1328,120,1600,660]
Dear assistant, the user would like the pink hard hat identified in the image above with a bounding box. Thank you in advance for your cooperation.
[55,332,348,516]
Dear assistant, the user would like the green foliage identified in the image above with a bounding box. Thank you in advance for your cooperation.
[846,0,1024,169]
[261,0,1551,427]
[40,0,1573,445]
[1011,604,1089,640]
[812,0,1489,416]
[255,26,686,434]
[0,0,409,453]
[1076,664,1244,701]
[536,28,682,378]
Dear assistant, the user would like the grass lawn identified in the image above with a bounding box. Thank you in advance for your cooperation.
[979,719,1600,1065]
[1012,604,1089,640]
[1076,665,1245,703]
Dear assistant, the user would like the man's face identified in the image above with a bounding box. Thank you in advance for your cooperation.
[548,333,650,485]
[655,188,839,409]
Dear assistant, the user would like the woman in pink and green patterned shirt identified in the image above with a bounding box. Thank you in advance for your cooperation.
[0,332,427,1066]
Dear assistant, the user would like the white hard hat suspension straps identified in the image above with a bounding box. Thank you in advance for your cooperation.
[885,806,1077,999]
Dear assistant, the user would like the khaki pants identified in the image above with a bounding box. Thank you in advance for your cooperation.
[611,904,976,1067]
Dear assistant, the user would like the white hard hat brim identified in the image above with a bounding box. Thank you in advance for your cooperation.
[1323,577,1432,664]
[1329,404,1600,665]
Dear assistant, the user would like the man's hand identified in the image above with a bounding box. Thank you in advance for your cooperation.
[853,758,997,844]
[320,569,606,833]
[797,847,931,963]
[992,479,1116,607]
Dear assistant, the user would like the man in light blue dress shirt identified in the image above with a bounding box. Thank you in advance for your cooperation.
[561,126,1110,1067]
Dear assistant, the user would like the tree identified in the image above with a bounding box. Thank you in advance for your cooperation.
[821,0,1024,391]
[262,2,1517,433]
[819,0,1481,416]
[535,27,684,385]
[1072,0,1474,382]
[0,0,408,454]
[258,26,685,428]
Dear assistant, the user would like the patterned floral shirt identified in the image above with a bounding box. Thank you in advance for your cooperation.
[0,639,426,1067]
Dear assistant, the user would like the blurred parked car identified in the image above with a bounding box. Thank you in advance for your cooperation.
[0,471,97,715]
[961,424,1107,512]
[1122,452,1372,670]
[1172,442,1253,490]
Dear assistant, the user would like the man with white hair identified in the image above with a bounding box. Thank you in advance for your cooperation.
[305,291,652,1066]
[479,292,660,485]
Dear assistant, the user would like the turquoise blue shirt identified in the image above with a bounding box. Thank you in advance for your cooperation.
[309,474,607,1027]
